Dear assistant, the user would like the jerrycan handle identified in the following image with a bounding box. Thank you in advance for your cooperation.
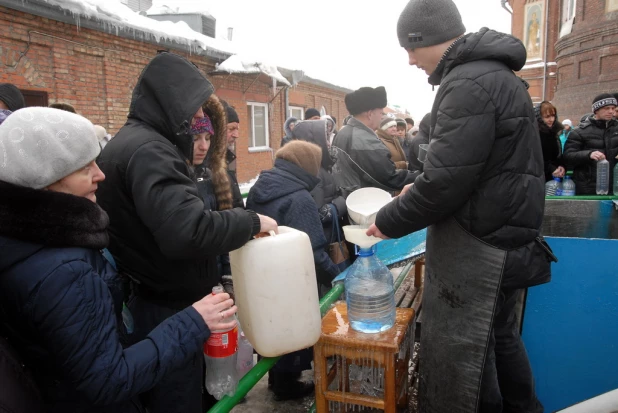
[254,230,277,239]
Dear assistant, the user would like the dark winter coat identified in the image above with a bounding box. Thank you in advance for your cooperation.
[280,117,298,147]
[331,117,418,197]
[0,182,209,413]
[534,103,565,182]
[246,159,340,285]
[376,28,551,289]
[96,52,259,308]
[291,120,347,227]
[563,116,618,195]
[408,113,431,173]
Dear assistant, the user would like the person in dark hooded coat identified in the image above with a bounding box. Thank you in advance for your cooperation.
[246,140,338,400]
[368,1,553,411]
[96,52,277,413]
[280,116,298,147]
[0,107,238,413]
[534,101,565,182]
[290,120,347,258]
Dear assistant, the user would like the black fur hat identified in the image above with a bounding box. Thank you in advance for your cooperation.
[344,86,387,116]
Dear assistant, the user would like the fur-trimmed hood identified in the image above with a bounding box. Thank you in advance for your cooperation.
[202,94,234,210]
[0,181,109,272]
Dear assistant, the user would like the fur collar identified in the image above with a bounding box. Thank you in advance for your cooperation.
[0,181,109,249]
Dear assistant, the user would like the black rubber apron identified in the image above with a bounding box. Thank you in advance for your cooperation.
[419,217,506,413]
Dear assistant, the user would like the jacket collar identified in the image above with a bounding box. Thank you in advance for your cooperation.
[0,181,109,249]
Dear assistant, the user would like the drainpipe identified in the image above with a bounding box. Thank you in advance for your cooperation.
[501,0,513,14]
[542,0,550,101]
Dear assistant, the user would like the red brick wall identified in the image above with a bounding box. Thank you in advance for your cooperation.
[0,6,349,183]
[509,0,618,121]
[510,0,559,103]
[552,0,618,122]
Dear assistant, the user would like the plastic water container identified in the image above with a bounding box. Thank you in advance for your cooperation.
[229,227,321,357]
[596,159,609,195]
[545,177,562,196]
[562,176,576,196]
[346,187,392,228]
[345,245,396,333]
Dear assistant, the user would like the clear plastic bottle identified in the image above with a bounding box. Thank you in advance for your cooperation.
[204,285,238,400]
[613,159,618,195]
[545,177,562,196]
[561,176,576,196]
[345,245,395,333]
[236,321,254,379]
[596,159,610,195]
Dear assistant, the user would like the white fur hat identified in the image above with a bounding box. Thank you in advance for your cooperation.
[0,106,100,189]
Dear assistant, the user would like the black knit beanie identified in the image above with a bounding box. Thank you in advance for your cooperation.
[0,83,26,112]
[591,93,617,113]
[304,108,321,119]
[397,0,466,49]
[220,99,239,124]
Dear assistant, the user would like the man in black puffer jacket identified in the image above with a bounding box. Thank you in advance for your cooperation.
[564,94,618,195]
[96,52,277,413]
[368,1,554,412]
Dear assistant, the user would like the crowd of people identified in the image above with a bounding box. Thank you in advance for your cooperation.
[0,0,617,412]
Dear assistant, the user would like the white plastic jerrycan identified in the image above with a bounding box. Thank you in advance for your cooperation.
[229,226,321,357]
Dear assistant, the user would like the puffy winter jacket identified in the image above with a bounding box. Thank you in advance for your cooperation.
[246,159,340,285]
[0,182,209,413]
[96,52,260,308]
[376,28,551,288]
[563,116,618,195]
[332,117,417,197]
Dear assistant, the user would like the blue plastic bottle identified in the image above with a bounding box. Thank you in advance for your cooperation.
[345,245,396,333]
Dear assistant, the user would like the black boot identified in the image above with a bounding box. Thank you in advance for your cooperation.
[270,371,315,401]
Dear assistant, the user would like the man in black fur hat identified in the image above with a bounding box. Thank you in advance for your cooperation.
[331,86,417,197]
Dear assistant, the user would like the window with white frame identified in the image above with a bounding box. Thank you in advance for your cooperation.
[247,102,269,151]
[289,106,304,120]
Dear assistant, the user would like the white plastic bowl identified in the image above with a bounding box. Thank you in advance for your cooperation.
[346,187,392,227]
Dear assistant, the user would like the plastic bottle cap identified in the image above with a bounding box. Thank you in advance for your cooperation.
[554,177,561,182]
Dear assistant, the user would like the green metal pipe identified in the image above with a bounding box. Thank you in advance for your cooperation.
[207,283,346,413]
[393,261,413,293]
[546,195,618,200]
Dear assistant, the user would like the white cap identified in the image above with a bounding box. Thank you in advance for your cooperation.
[562,119,572,127]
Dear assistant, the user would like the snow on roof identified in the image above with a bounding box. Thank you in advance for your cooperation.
[40,0,234,56]
[146,1,213,18]
[216,54,291,86]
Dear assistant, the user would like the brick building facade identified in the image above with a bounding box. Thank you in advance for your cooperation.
[0,3,351,182]
[509,0,618,121]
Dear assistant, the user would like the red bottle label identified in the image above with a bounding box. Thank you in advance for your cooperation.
[204,327,238,358]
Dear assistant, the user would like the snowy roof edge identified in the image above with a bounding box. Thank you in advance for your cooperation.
[0,0,232,60]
